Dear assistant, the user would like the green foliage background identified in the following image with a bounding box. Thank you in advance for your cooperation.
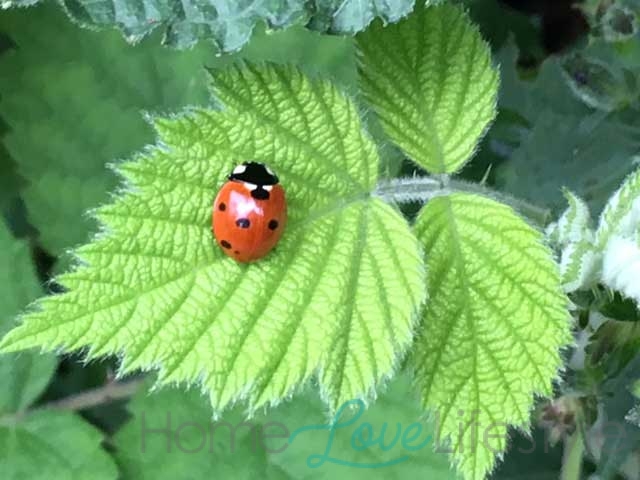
[1,0,640,479]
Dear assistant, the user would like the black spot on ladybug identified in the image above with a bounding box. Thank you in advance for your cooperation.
[268,220,279,230]
[236,218,250,228]
[234,250,240,254]
[220,240,232,249]
[219,203,226,211]
[250,187,270,200]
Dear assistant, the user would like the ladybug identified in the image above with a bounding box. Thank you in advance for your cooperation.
[212,161,287,263]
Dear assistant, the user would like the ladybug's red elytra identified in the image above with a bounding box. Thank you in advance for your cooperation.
[212,162,287,263]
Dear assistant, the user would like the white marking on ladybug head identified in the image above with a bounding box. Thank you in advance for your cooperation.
[243,182,257,191]
[233,164,247,175]
[263,185,273,192]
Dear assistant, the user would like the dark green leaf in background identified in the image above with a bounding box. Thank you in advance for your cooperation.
[0,4,213,259]
[494,43,640,214]
[592,355,640,479]
[0,409,118,480]
[0,32,22,213]
[463,0,543,57]
[561,52,638,111]
[0,221,55,415]
[0,222,116,478]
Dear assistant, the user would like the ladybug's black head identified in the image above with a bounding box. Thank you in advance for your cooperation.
[229,162,279,185]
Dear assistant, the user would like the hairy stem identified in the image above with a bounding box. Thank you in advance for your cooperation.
[375,176,552,227]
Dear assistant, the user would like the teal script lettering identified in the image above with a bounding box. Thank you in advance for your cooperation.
[288,399,433,469]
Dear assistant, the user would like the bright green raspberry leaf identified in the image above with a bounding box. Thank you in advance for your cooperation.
[0,64,425,415]
[113,375,456,479]
[4,0,416,51]
[412,193,571,480]
[0,222,56,415]
[357,3,499,174]
[0,409,117,479]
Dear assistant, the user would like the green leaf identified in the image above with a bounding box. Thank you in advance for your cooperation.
[586,167,640,299]
[594,355,640,479]
[0,64,425,415]
[560,240,601,292]
[547,189,593,248]
[0,4,213,258]
[546,190,600,292]
[561,53,638,112]
[0,409,117,479]
[497,43,590,124]
[0,222,56,415]
[463,0,543,57]
[0,116,22,212]
[559,246,599,295]
[495,44,640,213]
[599,291,640,322]
[7,0,417,52]
[412,193,571,480]
[0,32,22,212]
[596,167,640,248]
[113,375,456,479]
[357,3,499,174]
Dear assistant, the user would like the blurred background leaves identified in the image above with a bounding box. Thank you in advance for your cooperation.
[3,0,415,51]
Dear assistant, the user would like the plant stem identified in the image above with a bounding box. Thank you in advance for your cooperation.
[39,378,144,412]
[561,429,585,480]
[375,176,552,227]
[0,378,144,425]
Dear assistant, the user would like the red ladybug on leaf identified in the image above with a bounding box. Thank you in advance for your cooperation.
[212,162,287,263]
